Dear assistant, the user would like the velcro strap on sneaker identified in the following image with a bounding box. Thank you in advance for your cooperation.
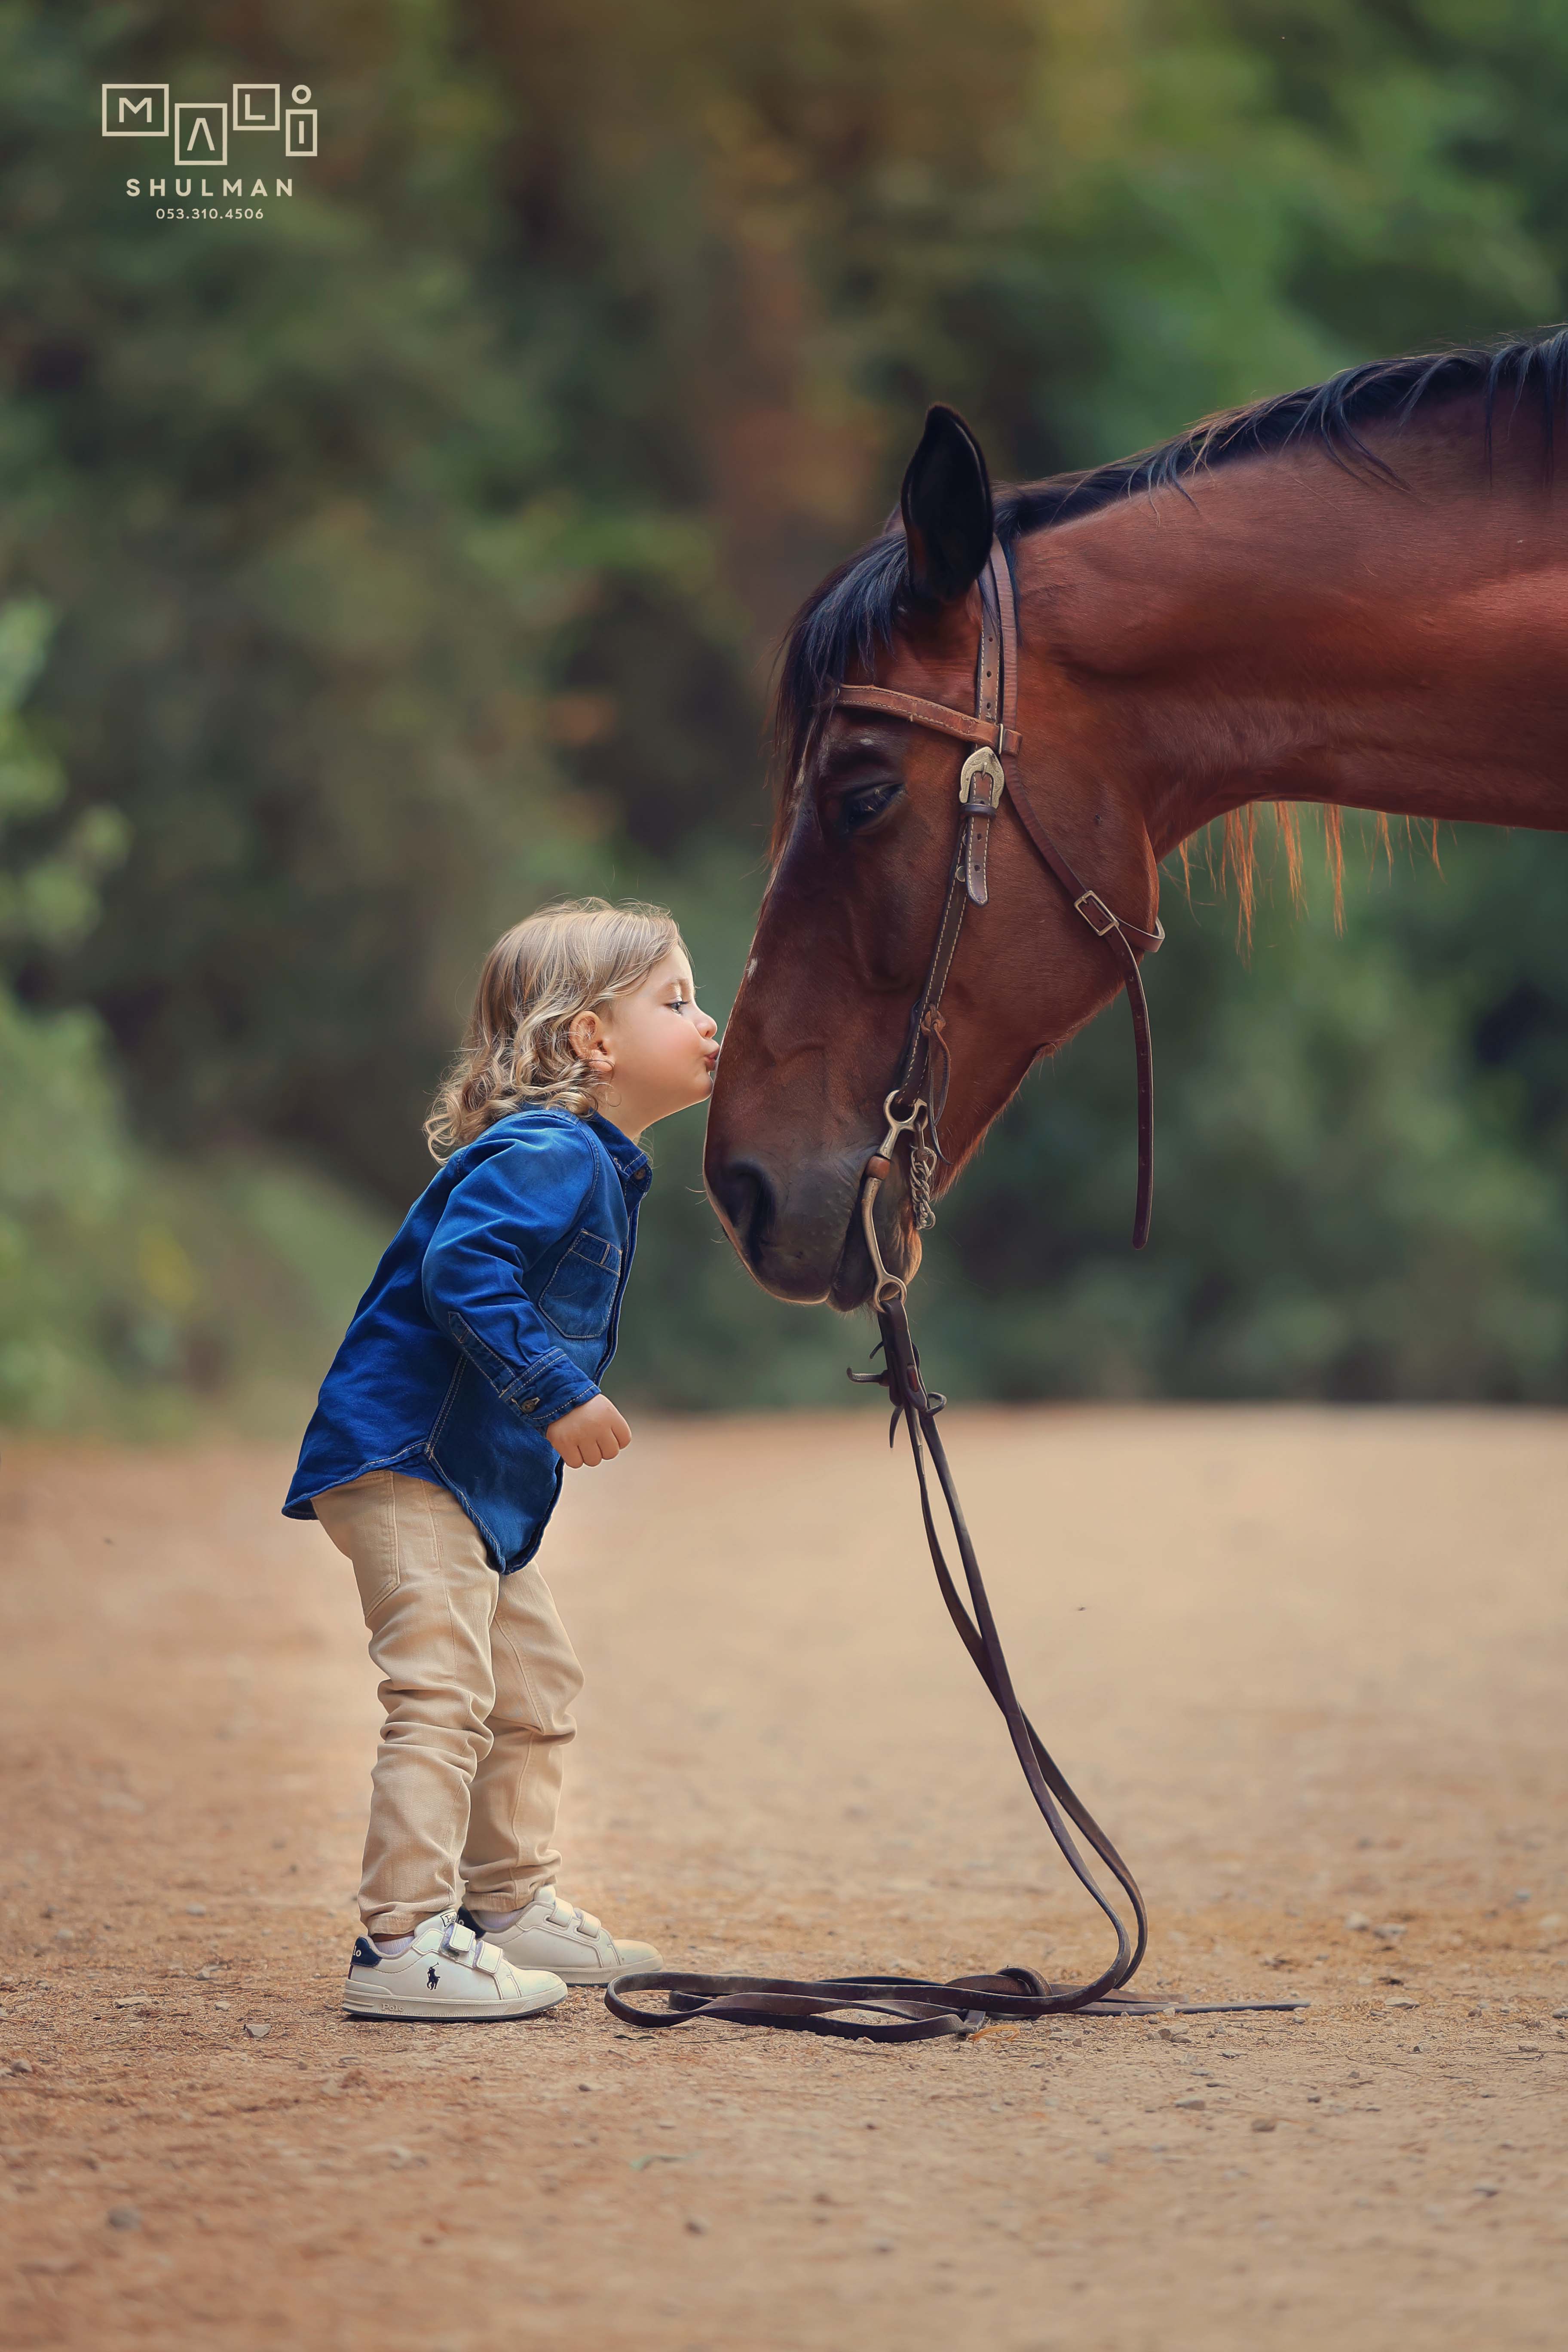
[442,1920,477,1958]
[473,1943,500,1976]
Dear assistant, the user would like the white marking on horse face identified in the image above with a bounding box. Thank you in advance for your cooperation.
[745,958,758,981]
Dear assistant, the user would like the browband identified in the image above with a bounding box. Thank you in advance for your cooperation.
[834,683,1022,758]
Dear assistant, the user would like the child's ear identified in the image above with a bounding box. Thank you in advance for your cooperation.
[569,1008,612,1074]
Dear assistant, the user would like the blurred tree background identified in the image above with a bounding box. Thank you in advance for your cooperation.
[6,0,1568,1429]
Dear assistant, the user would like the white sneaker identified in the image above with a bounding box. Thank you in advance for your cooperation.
[343,1910,569,2021]
[459,1888,662,1986]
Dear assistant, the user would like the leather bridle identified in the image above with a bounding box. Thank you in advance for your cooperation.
[839,538,1164,1272]
[606,538,1298,2042]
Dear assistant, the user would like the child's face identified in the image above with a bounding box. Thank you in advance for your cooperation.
[586,949,720,1138]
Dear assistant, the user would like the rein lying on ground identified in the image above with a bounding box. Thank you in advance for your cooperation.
[602,1286,1303,2040]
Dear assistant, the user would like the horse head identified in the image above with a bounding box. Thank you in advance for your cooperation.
[705,403,1162,1308]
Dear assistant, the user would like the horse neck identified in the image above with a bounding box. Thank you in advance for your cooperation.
[1017,408,1568,860]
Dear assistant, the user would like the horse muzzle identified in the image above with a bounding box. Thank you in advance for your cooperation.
[704,1141,918,1309]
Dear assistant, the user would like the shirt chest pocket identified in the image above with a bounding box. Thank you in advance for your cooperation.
[538,1229,622,1340]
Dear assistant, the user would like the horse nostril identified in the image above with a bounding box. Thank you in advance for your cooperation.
[709,1159,775,1256]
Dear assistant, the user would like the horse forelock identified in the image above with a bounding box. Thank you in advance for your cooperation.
[769,533,909,861]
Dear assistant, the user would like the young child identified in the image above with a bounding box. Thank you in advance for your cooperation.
[284,898,719,2019]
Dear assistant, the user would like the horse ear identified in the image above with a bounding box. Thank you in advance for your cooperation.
[900,404,994,605]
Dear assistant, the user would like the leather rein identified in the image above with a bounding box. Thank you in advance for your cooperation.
[605,538,1299,2041]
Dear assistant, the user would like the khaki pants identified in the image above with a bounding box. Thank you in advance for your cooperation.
[314,1469,584,1937]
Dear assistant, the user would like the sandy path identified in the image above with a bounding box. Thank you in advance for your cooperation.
[0,1407,1565,2351]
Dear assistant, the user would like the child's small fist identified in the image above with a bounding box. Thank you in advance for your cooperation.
[546,1394,632,1469]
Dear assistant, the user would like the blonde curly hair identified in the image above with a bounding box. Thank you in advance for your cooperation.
[425,897,685,1159]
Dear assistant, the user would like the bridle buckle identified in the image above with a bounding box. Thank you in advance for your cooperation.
[1072,889,1118,937]
[958,747,1005,811]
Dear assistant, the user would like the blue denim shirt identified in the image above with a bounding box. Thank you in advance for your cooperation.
[283,1107,650,1572]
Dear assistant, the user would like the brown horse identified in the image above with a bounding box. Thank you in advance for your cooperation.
[705,331,1568,1308]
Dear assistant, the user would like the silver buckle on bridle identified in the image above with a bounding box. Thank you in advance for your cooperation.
[958,746,1005,810]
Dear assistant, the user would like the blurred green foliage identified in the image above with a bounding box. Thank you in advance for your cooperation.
[5,0,1568,1427]
[0,592,390,1425]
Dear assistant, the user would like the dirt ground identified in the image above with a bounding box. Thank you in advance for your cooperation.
[1,1406,1565,2352]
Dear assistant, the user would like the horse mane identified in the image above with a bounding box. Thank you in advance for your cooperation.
[769,325,1568,918]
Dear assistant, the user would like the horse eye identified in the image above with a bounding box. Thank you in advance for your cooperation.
[835,781,901,839]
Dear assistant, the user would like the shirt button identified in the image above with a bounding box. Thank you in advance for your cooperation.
[518,1396,540,1412]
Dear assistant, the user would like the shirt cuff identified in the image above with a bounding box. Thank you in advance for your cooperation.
[441,1311,600,1430]
[502,1350,600,1430]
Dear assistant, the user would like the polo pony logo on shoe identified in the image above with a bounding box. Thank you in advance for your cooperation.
[426,1966,440,1989]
